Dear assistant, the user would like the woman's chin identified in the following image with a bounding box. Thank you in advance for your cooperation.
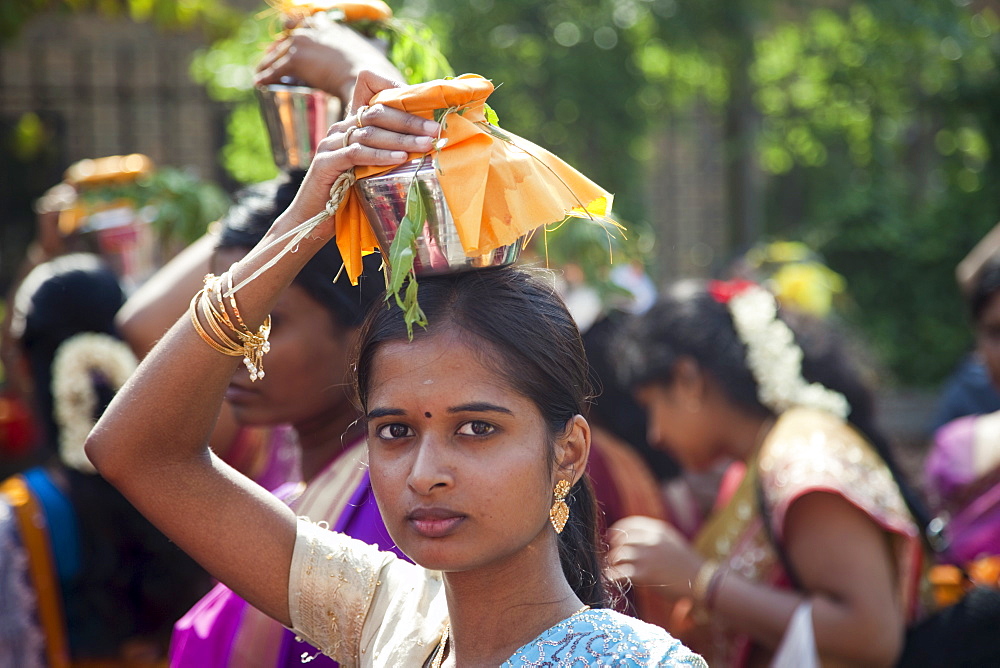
[680,452,719,474]
[401,544,462,572]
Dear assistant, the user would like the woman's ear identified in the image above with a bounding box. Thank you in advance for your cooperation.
[673,356,707,413]
[554,414,591,485]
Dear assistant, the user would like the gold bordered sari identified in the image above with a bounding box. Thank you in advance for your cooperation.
[690,408,923,667]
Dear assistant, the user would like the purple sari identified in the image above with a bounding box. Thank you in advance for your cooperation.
[171,444,405,668]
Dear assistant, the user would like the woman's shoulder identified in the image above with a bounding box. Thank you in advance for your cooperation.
[759,408,916,539]
[505,608,707,667]
[761,407,882,476]
[289,518,446,664]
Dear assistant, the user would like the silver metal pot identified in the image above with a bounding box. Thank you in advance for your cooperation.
[354,159,522,275]
[255,84,339,170]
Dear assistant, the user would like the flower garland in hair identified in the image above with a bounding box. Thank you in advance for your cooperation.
[51,333,138,473]
[711,280,850,419]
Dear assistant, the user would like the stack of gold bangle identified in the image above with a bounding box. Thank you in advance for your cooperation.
[189,270,271,381]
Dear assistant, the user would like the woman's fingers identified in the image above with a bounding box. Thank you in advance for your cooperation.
[349,70,406,114]
[326,125,435,155]
[281,102,439,227]
[317,104,439,158]
[255,38,292,82]
[323,104,441,143]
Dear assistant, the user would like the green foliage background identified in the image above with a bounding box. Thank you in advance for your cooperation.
[412,0,1000,386]
[9,0,1000,387]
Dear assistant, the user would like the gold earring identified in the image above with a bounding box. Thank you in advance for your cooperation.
[550,479,572,534]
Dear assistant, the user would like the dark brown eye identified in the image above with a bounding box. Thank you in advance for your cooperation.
[376,423,413,439]
[458,420,495,436]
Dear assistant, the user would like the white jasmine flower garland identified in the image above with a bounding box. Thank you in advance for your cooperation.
[727,286,850,419]
[51,333,137,473]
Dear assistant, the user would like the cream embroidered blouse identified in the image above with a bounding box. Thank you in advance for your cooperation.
[287,520,707,667]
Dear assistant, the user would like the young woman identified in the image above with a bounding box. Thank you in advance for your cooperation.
[608,279,926,667]
[85,71,704,666]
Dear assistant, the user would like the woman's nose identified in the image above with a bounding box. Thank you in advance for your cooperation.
[406,436,453,495]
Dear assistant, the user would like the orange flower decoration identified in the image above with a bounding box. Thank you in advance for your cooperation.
[334,74,614,283]
[272,0,392,23]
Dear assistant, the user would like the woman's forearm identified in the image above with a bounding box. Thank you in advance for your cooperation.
[85,78,439,623]
[707,571,902,666]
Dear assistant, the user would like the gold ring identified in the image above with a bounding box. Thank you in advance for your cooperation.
[342,125,359,149]
[355,105,369,129]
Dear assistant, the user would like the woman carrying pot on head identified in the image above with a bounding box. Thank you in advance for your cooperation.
[607,279,928,667]
[85,71,705,667]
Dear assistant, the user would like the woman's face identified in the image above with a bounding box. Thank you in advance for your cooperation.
[364,330,557,572]
[216,249,355,429]
[977,291,1000,389]
[635,381,717,472]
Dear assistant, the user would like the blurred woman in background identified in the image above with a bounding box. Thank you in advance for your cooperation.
[609,279,927,667]
[166,173,401,668]
[1,253,210,666]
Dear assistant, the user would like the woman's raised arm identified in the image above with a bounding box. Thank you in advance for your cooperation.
[86,71,439,626]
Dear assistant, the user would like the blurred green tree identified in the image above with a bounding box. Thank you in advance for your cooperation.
[0,0,241,43]
[422,0,1000,385]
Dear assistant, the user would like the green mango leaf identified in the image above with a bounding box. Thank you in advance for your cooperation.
[407,174,428,224]
[387,217,416,299]
[402,277,428,339]
[483,103,500,126]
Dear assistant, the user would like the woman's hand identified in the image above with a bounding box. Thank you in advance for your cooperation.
[607,515,705,600]
[280,70,439,234]
[255,20,403,102]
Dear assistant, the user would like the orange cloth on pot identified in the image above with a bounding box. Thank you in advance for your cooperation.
[334,73,614,284]
[275,0,393,22]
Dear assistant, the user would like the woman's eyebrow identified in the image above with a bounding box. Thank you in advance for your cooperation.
[447,402,514,415]
[367,407,406,419]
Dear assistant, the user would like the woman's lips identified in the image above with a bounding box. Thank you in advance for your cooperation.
[407,508,466,538]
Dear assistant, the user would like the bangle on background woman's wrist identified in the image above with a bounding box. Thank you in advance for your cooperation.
[691,559,720,606]
[703,565,727,611]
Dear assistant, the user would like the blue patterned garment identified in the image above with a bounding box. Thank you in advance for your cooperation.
[503,608,707,667]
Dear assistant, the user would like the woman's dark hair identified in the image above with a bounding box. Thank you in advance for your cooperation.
[618,279,932,529]
[12,253,125,457]
[969,253,1000,323]
[216,170,383,329]
[353,267,611,608]
[582,312,680,481]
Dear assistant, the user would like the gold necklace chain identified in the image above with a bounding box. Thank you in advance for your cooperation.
[430,605,591,668]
